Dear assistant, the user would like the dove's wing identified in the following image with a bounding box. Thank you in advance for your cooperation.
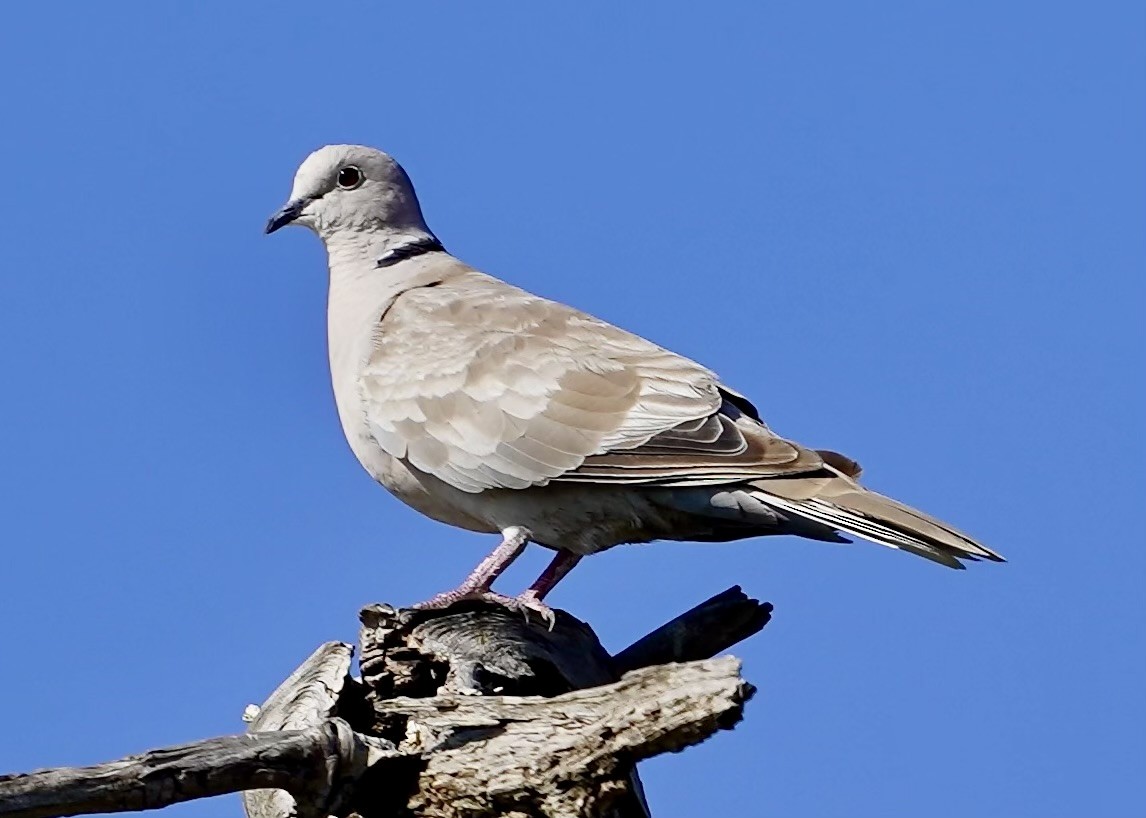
[359,272,823,493]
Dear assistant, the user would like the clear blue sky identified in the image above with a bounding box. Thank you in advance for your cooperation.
[1,3,1143,817]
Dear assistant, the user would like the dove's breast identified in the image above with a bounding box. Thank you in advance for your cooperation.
[324,254,497,533]
[326,271,394,473]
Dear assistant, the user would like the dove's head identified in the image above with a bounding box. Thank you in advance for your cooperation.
[265,145,433,240]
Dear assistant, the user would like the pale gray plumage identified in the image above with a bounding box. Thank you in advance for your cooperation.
[266,145,1002,612]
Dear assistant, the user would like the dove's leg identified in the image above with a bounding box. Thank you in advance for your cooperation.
[519,551,582,603]
[416,526,529,603]
[411,527,569,627]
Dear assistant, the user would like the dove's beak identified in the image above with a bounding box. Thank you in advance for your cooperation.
[265,198,308,234]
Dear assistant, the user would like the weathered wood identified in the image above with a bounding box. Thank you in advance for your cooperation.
[365,658,752,818]
[0,587,769,818]
[611,586,772,674]
[358,602,618,700]
[241,642,358,818]
[356,601,635,818]
[0,718,389,818]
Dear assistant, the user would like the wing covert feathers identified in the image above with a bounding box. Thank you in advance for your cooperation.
[360,271,822,492]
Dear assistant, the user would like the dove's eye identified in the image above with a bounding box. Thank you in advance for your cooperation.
[336,166,364,190]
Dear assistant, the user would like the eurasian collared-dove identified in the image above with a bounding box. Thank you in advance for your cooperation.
[266,145,1003,621]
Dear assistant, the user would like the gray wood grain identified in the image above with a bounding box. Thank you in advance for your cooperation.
[240,641,356,818]
[372,657,752,818]
[0,718,387,818]
[611,586,772,674]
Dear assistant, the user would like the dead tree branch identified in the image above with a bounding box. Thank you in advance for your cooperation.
[0,586,770,818]
[0,718,390,818]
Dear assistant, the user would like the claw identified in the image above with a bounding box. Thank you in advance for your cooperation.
[515,590,556,631]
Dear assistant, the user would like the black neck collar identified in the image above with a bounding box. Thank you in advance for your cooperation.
[376,235,445,268]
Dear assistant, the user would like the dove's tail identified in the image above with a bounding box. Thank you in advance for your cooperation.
[749,466,1005,569]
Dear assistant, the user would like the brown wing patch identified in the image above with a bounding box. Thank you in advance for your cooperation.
[556,403,824,486]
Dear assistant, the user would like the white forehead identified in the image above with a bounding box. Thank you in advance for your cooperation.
[289,144,398,196]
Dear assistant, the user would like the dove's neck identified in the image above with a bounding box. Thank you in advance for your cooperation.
[321,222,439,270]
[323,225,451,341]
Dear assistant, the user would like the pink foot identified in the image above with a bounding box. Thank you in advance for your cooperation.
[411,588,556,630]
